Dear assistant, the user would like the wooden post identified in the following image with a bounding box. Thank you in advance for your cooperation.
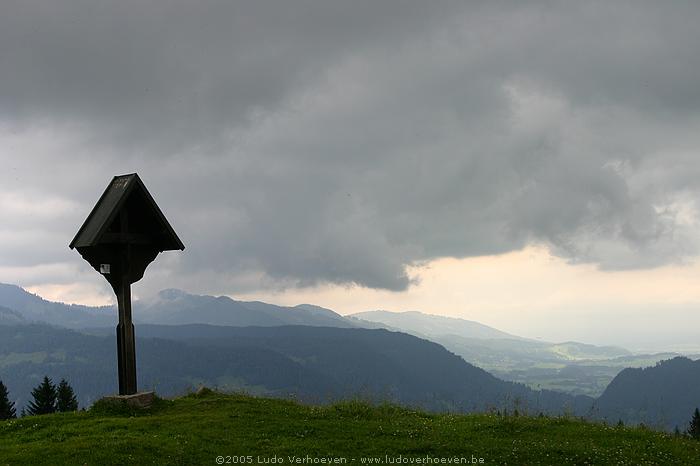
[115,210,137,395]
[116,280,137,395]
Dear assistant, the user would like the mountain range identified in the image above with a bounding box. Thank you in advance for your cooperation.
[0,282,698,431]
[0,282,692,398]
[0,283,353,329]
[0,322,592,418]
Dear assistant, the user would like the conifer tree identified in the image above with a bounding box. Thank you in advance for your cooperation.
[56,379,78,412]
[26,376,57,416]
[0,380,16,420]
[688,407,700,440]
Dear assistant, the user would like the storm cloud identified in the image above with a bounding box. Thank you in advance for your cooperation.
[1,1,700,296]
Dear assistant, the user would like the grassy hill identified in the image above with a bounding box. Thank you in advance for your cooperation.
[1,391,698,465]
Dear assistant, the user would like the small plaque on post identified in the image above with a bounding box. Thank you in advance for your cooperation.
[100,264,111,274]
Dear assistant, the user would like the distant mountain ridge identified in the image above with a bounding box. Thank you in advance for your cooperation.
[0,283,354,329]
[0,283,114,328]
[137,289,355,328]
[351,308,632,366]
[350,310,523,340]
[0,283,630,359]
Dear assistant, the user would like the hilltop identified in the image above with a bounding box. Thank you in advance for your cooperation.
[595,357,700,431]
[1,391,699,465]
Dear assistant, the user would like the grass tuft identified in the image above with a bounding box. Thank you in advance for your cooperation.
[89,394,171,417]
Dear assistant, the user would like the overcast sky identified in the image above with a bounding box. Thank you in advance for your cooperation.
[2,1,700,349]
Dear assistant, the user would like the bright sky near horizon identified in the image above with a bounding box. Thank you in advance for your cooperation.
[23,245,700,352]
[2,1,700,351]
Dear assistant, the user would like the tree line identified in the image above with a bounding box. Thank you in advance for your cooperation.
[0,376,78,419]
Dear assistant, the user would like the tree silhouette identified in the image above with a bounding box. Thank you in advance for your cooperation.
[0,380,16,420]
[688,407,700,440]
[26,376,57,416]
[56,379,78,412]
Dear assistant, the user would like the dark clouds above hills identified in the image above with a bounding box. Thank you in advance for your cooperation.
[1,1,700,294]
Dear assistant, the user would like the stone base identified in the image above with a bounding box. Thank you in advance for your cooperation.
[103,391,155,409]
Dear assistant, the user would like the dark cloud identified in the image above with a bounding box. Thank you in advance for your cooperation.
[1,1,700,294]
[0,0,462,152]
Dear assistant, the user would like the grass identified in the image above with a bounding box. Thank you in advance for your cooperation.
[1,390,699,465]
